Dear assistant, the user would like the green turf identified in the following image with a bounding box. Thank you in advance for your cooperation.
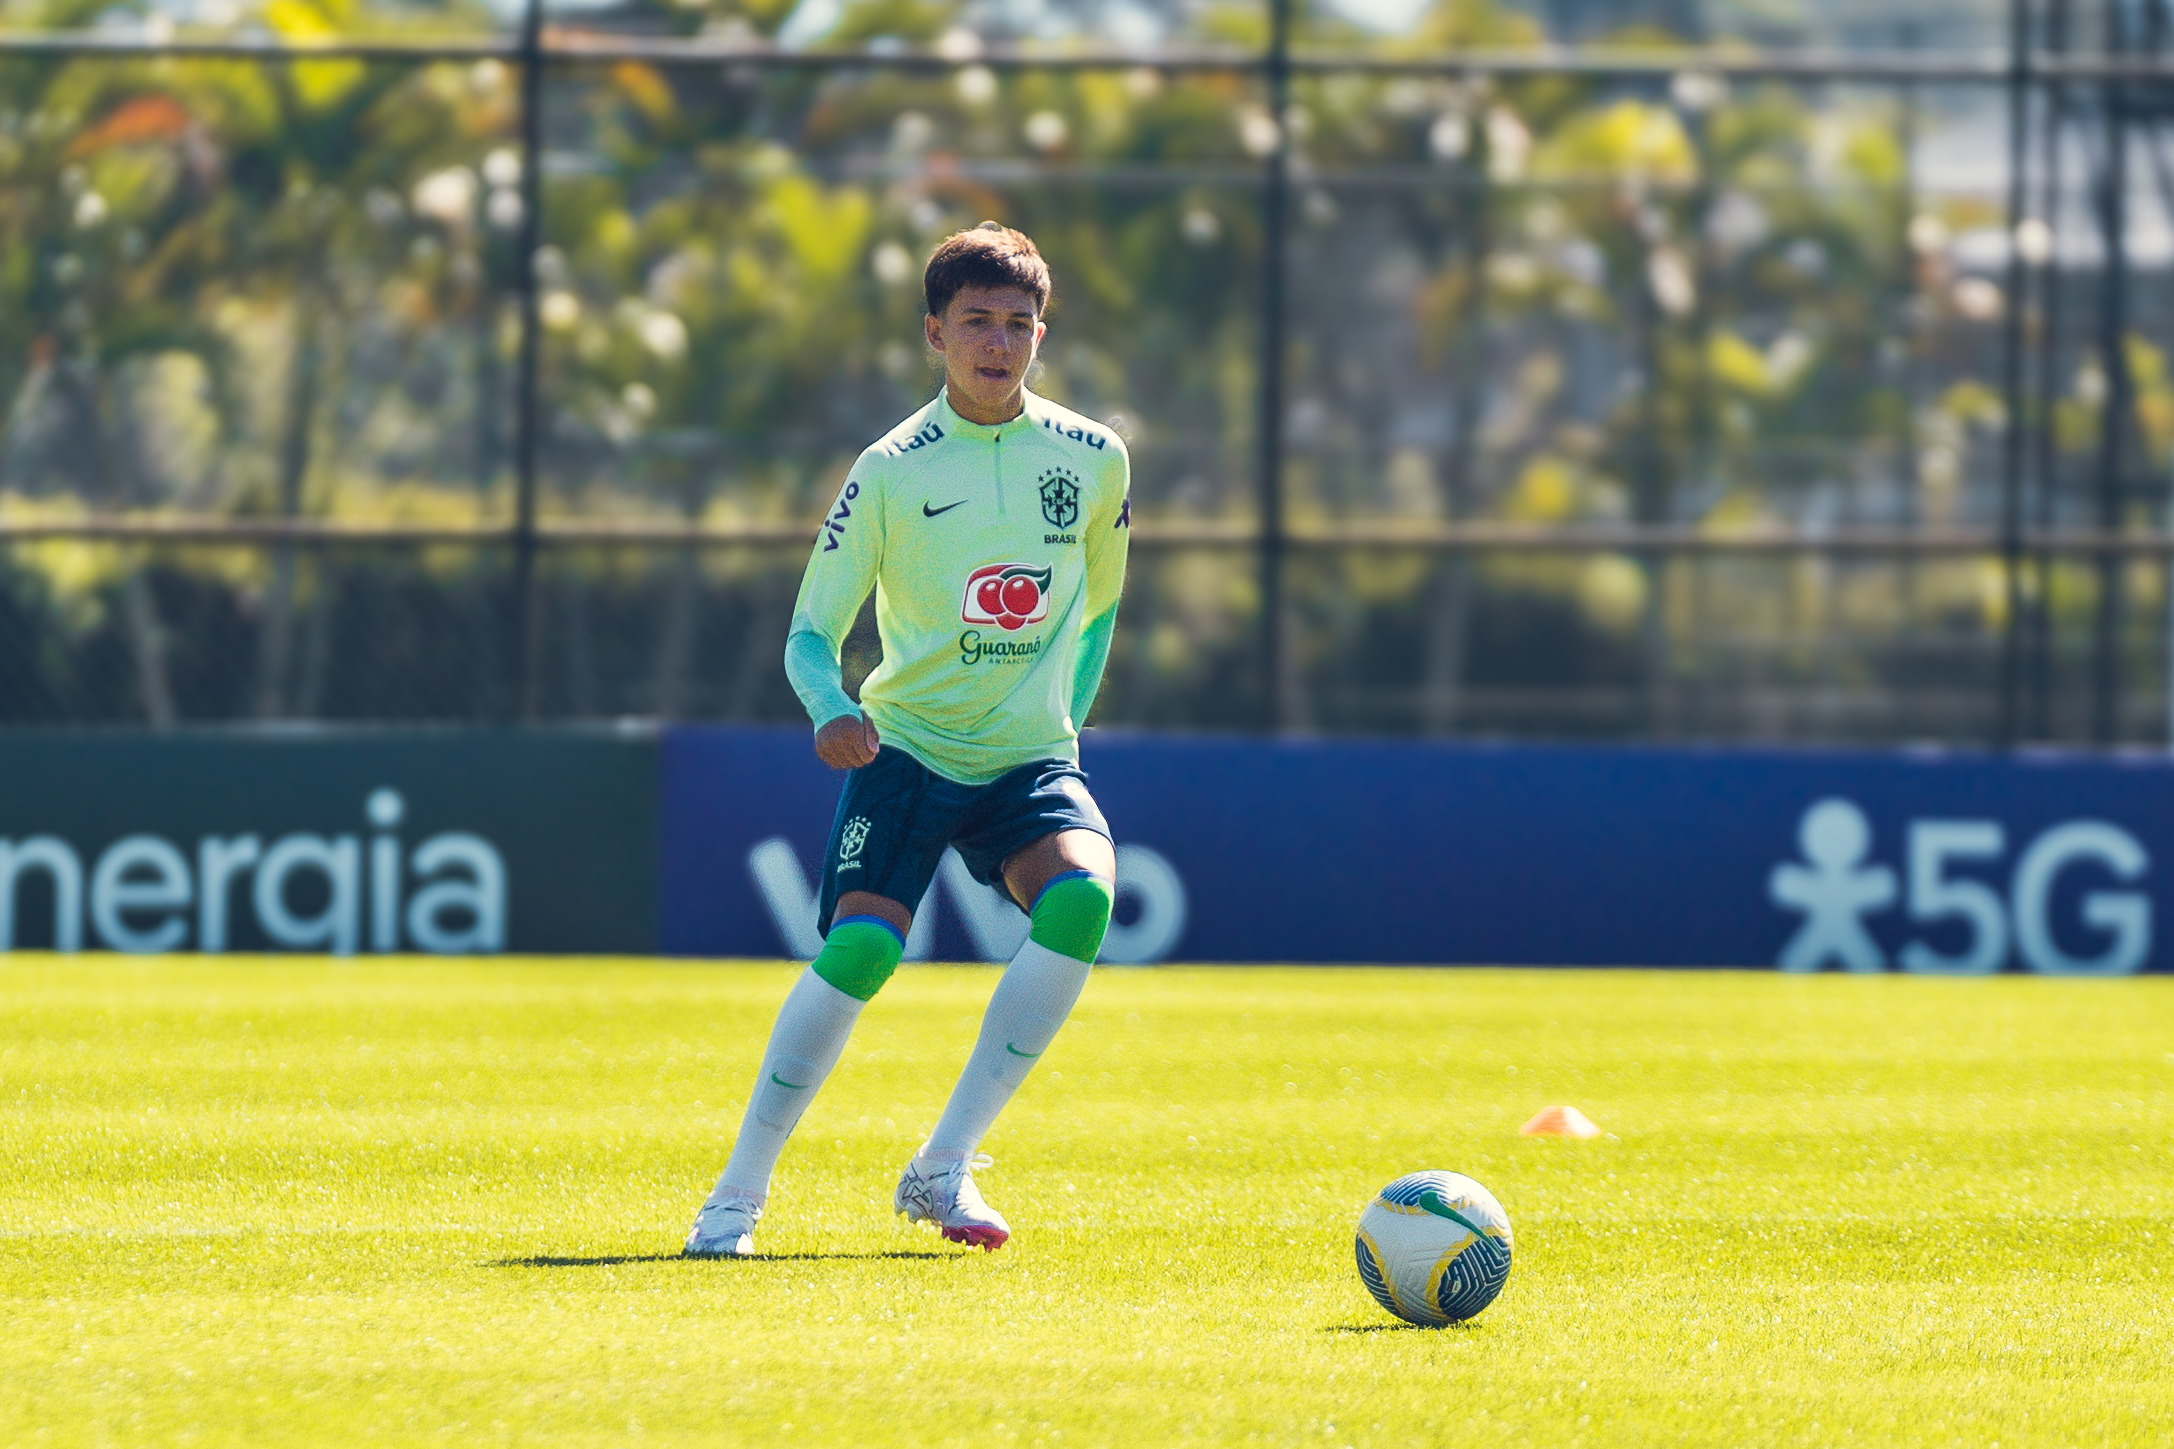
[3,958,2170,1447]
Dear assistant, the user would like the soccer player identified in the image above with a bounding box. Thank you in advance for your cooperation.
[684,222,1130,1257]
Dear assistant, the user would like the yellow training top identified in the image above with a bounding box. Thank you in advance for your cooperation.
[784,388,1131,786]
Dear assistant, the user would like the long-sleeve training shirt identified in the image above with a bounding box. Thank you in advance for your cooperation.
[784,387,1132,786]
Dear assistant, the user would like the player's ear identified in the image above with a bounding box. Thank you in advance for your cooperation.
[925,311,946,353]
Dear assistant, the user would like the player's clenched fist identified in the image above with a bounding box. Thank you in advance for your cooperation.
[815,712,881,769]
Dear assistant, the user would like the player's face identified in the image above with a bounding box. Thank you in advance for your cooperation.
[925,284,1045,424]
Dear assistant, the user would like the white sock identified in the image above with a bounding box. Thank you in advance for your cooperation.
[712,967,864,1200]
[924,940,1092,1156]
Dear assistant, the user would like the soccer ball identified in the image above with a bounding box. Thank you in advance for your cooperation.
[1354,1171,1514,1326]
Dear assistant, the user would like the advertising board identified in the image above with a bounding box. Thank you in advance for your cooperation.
[3,724,2165,972]
[0,730,657,955]
[663,727,2174,974]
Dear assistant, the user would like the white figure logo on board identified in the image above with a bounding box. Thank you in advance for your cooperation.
[1769,796,2153,975]
[1769,798,1897,972]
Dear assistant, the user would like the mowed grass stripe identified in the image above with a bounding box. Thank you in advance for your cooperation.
[2,958,2169,1447]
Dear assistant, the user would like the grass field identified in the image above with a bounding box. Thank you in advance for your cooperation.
[3,957,2171,1447]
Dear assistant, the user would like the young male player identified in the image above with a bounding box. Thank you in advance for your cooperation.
[684,222,1130,1256]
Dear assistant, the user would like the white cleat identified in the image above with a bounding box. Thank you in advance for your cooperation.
[683,1189,763,1258]
[893,1151,1011,1251]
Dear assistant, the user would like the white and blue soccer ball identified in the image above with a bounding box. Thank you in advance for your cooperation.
[1354,1171,1514,1326]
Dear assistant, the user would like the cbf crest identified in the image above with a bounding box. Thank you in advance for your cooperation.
[837,815,871,871]
[1038,468,1081,531]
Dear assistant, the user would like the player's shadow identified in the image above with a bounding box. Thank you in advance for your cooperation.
[492,1251,954,1267]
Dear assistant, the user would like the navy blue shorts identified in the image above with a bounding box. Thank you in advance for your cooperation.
[816,749,1111,936]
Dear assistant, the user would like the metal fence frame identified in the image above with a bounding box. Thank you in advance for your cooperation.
[4,9,2170,739]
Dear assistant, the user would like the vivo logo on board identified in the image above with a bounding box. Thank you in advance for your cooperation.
[1770,797,2152,974]
[0,788,506,955]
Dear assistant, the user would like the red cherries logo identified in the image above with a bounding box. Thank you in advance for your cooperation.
[961,563,1054,632]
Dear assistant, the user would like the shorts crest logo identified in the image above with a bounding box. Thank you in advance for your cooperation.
[1038,469,1081,531]
[838,816,871,871]
[961,562,1053,632]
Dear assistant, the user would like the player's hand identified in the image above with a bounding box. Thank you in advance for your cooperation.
[815,712,881,769]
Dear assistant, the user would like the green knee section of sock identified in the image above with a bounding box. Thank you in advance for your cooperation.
[811,920,904,1002]
[1029,875,1113,963]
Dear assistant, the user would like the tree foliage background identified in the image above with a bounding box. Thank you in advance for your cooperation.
[0,0,2156,740]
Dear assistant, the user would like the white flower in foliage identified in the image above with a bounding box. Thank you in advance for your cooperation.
[871,242,914,286]
[638,309,689,360]
[412,167,477,227]
[1024,111,1068,152]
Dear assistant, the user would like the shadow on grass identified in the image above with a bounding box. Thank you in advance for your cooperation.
[492,1251,956,1268]
[1323,1322,1480,1333]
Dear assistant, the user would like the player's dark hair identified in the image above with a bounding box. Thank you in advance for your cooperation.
[923,221,1051,318]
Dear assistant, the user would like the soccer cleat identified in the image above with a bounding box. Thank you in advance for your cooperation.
[683,1189,763,1258]
[893,1151,1010,1250]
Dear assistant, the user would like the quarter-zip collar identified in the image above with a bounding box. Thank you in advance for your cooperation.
[935,386,1039,443]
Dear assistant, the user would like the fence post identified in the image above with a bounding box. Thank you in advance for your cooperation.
[2089,0,2131,744]
[509,0,546,721]
[1257,0,1292,731]
[1998,0,2032,746]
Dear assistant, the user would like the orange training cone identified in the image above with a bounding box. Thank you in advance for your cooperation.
[1520,1105,1602,1138]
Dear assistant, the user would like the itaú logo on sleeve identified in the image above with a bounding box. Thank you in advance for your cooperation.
[961,563,1052,632]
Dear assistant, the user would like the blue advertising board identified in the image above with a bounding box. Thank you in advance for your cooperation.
[3,724,2165,971]
[661,727,2174,974]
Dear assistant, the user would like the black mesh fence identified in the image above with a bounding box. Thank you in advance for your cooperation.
[3,15,2173,744]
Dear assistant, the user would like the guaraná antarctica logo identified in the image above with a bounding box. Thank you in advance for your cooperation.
[960,562,1053,632]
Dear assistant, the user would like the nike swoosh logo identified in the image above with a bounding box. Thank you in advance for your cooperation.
[923,500,966,517]
[770,1073,809,1089]
[1003,1043,1040,1058]
[1418,1189,1489,1238]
